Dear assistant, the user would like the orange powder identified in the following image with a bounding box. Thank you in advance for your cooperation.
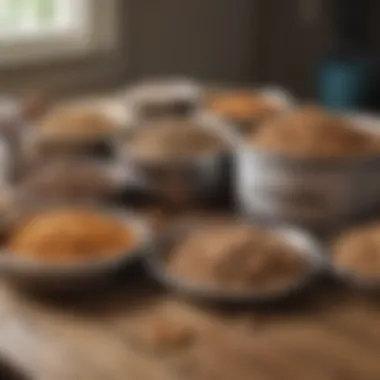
[7,209,137,263]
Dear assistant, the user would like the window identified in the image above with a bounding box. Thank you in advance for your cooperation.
[0,0,118,66]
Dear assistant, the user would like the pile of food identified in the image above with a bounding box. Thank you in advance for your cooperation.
[38,104,120,142]
[6,208,137,263]
[250,107,380,158]
[126,120,227,163]
[205,90,285,126]
[167,221,308,292]
[332,223,380,279]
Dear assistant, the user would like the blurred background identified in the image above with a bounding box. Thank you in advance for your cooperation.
[0,0,379,109]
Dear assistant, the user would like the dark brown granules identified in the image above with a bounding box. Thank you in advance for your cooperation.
[167,222,307,292]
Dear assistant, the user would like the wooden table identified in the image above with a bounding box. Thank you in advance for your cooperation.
[0,268,379,380]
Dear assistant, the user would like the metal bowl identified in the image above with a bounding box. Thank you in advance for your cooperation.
[235,114,380,231]
[331,264,380,292]
[0,205,151,292]
[329,218,380,292]
[145,219,327,305]
[23,129,118,163]
[15,159,144,206]
[119,113,234,206]
[203,86,295,135]
[126,78,202,121]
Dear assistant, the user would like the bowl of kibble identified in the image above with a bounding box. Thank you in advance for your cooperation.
[203,87,293,135]
[25,100,131,164]
[120,115,232,205]
[127,78,201,121]
[331,221,380,290]
[235,106,380,230]
[0,204,151,291]
[145,217,326,304]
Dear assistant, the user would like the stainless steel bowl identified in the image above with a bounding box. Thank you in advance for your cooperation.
[0,205,151,292]
[15,159,143,205]
[331,264,380,292]
[23,130,117,164]
[235,115,380,230]
[203,86,295,135]
[126,78,202,121]
[119,113,234,206]
[145,218,327,305]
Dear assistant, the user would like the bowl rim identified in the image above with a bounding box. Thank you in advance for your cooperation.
[234,111,380,169]
[118,112,235,168]
[0,204,152,277]
[144,217,328,304]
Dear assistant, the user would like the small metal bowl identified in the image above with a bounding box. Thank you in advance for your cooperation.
[119,113,235,206]
[126,78,202,121]
[329,223,380,292]
[24,130,118,163]
[0,205,151,293]
[203,86,295,135]
[14,158,145,206]
[145,219,327,305]
[331,265,380,292]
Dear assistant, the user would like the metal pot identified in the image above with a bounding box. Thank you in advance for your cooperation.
[235,114,380,230]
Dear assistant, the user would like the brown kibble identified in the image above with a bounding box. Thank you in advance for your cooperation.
[151,319,195,350]
[132,317,196,354]
[38,104,118,141]
[251,106,380,158]
[333,223,380,278]
[168,221,307,292]
[206,90,282,124]
[127,120,226,163]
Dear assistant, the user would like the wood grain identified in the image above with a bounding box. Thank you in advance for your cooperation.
[0,281,378,380]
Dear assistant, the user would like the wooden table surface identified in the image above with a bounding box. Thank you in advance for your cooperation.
[0,208,379,380]
[0,270,379,380]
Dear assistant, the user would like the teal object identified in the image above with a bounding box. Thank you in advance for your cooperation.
[318,56,374,111]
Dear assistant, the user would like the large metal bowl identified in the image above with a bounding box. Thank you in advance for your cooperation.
[235,114,380,231]
[0,205,151,293]
[145,218,327,305]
